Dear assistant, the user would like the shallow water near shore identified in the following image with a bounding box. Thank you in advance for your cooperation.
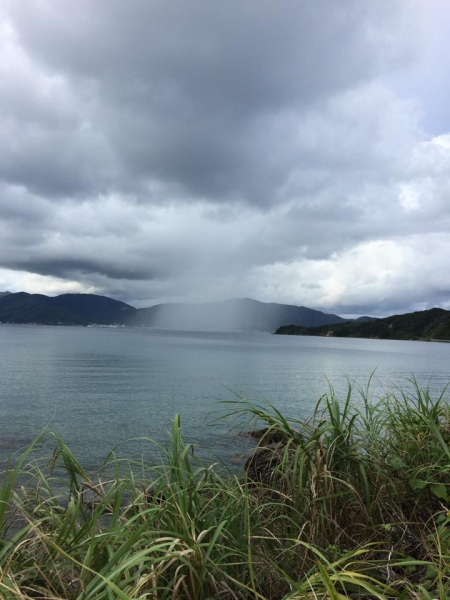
[1,324,450,471]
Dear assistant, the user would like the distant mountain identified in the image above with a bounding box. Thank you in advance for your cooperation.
[0,292,135,325]
[124,298,348,331]
[0,291,11,298]
[275,308,450,341]
[45,293,136,324]
[354,316,378,322]
[0,292,373,332]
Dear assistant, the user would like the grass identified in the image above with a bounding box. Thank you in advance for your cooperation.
[1,379,450,598]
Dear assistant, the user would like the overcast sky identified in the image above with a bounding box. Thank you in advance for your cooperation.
[0,0,449,316]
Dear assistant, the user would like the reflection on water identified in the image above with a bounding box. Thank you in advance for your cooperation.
[1,325,449,471]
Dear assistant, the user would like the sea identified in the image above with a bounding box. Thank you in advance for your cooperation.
[1,324,450,473]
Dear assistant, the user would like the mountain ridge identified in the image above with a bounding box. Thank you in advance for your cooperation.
[0,292,356,331]
[0,292,136,326]
[275,307,450,341]
[117,297,351,331]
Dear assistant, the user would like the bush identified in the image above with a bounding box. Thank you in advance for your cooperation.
[1,380,450,598]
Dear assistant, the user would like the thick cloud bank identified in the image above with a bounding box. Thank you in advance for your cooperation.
[0,0,449,315]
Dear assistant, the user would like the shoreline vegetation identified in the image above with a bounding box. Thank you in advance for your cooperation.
[1,381,450,598]
[275,307,450,342]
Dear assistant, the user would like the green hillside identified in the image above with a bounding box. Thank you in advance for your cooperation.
[0,292,135,325]
[275,307,450,341]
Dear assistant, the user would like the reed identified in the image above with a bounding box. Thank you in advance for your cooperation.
[1,380,450,598]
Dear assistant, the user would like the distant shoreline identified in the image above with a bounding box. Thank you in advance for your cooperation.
[3,321,450,343]
[275,307,450,343]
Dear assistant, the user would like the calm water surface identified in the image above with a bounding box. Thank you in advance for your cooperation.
[1,325,450,470]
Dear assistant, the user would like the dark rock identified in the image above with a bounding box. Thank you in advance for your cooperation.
[248,428,289,444]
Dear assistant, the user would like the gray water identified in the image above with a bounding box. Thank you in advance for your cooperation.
[1,325,450,471]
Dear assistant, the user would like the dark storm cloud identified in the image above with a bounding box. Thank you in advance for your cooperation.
[5,256,152,282]
[1,1,450,315]
[3,0,415,203]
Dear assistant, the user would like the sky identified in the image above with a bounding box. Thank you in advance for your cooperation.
[0,0,449,317]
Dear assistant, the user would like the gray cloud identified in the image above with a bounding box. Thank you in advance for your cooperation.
[2,1,418,202]
[0,1,449,315]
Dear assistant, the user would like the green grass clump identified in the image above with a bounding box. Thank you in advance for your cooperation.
[1,380,450,599]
